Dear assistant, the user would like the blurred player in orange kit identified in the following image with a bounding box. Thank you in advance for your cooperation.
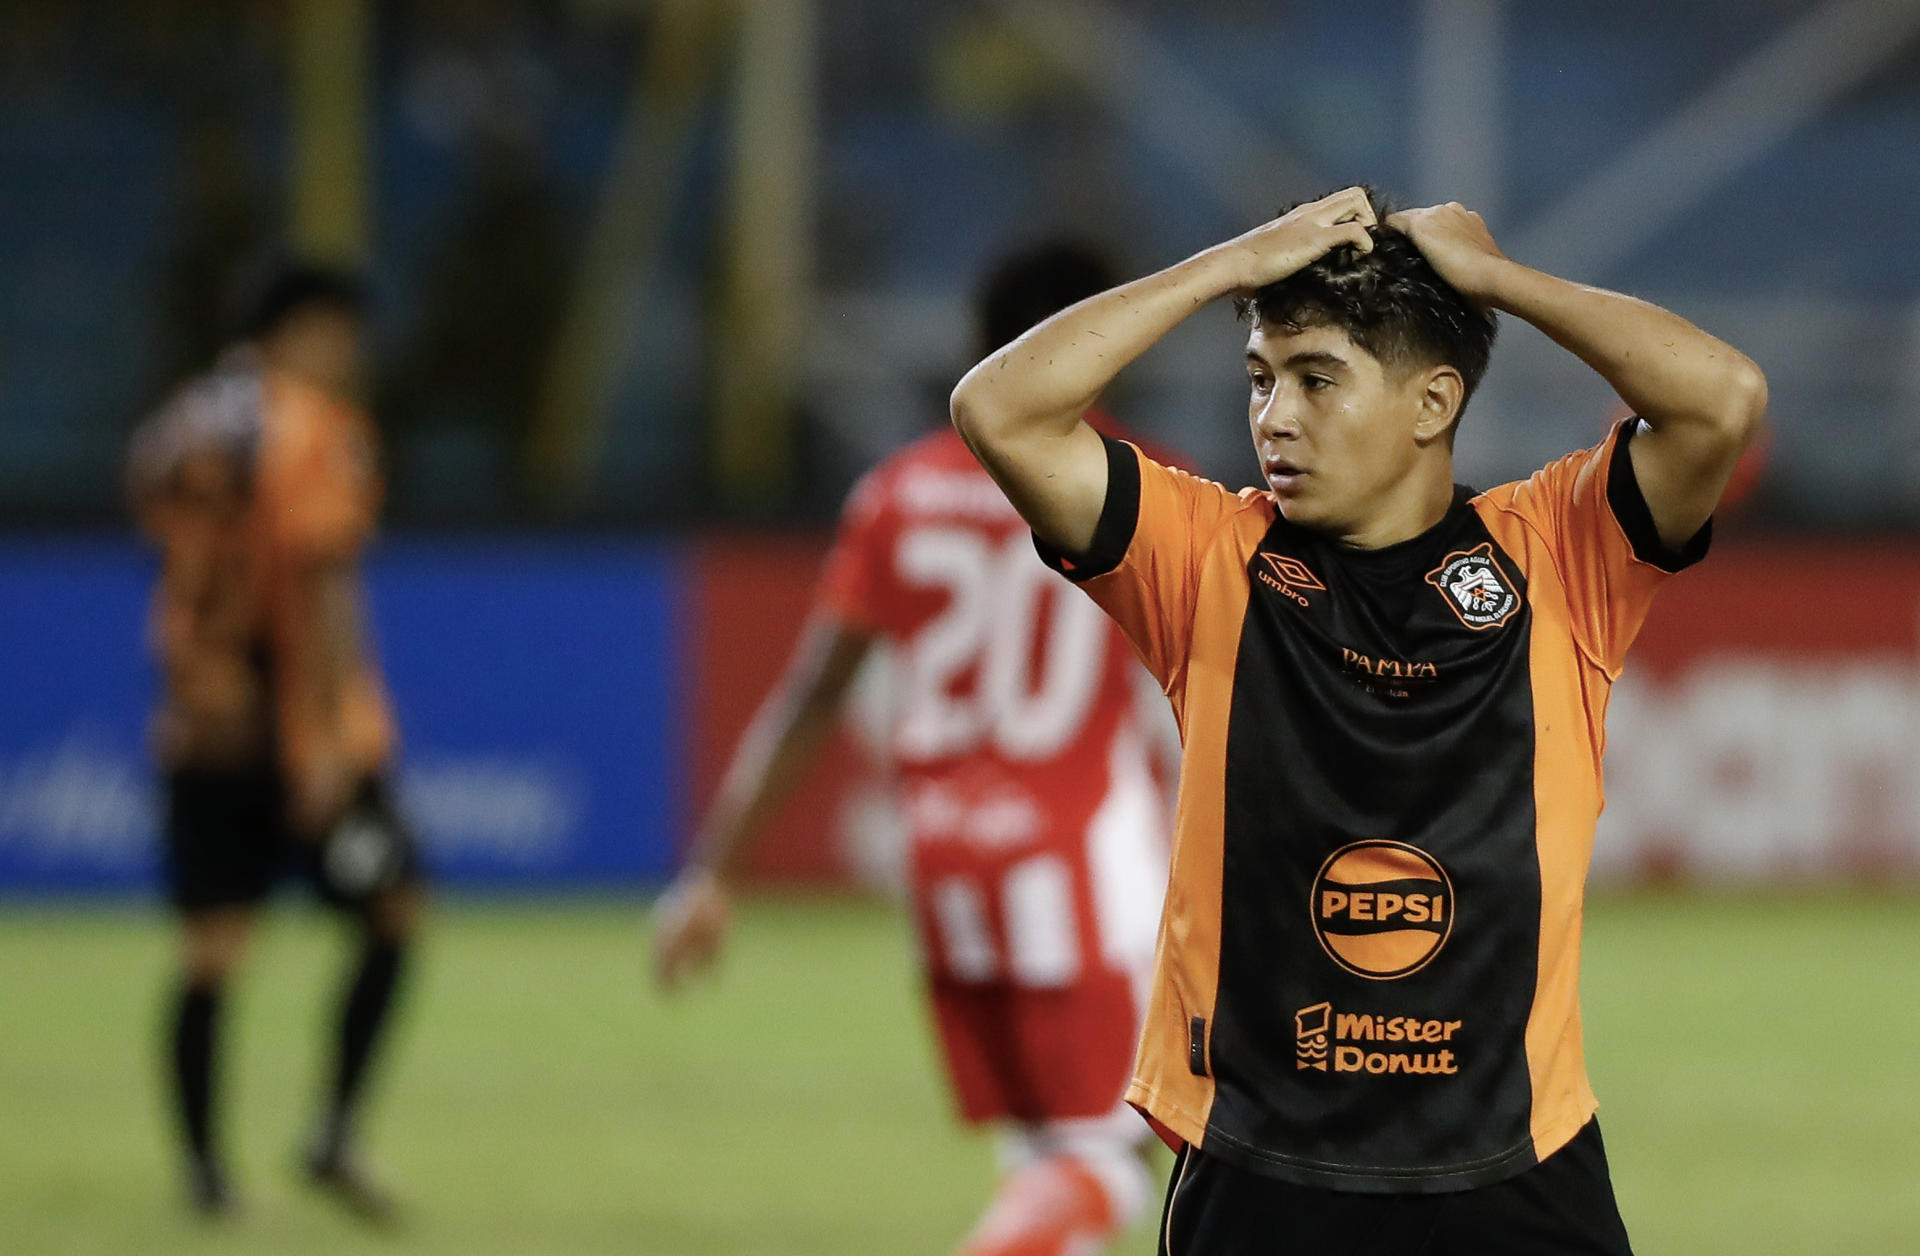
[128,265,424,1221]
[652,243,1175,1256]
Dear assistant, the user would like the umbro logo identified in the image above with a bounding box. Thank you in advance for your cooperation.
[1425,543,1519,630]
[1254,552,1324,608]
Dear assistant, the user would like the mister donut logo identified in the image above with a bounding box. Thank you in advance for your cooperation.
[1310,841,1454,980]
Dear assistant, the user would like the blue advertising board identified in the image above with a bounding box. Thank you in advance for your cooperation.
[0,538,685,893]
[0,538,160,892]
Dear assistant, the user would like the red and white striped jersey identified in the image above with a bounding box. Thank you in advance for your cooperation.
[818,426,1169,993]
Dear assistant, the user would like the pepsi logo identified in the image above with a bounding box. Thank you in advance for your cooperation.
[1310,840,1454,980]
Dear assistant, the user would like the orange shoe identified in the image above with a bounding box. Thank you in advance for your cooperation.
[953,1153,1122,1256]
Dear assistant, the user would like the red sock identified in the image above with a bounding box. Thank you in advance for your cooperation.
[952,1154,1122,1256]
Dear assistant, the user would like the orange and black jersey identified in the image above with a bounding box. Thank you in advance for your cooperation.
[130,354,395,783]
[1036,419,1707,1193]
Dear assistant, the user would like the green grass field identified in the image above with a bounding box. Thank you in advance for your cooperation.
[2,892,1916,1254]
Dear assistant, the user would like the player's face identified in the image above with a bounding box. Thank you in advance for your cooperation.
[264,304,365,402]
[1245,321,1437,541]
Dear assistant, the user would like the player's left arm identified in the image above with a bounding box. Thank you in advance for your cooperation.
[1390,204,1768,547]
[651,612,875,991]
[275,559,364,835]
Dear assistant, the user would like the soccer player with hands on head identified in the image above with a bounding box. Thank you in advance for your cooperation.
[952,187,1764,1254]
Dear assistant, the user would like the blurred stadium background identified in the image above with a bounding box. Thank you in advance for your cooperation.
[1,1,1917,1251]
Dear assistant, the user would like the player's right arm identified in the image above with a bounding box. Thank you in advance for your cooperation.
[650,614,874,991]
[258,394,378,837]
[949,187,1378,553]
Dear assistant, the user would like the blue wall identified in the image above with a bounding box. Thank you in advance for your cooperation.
[0,539,685,894]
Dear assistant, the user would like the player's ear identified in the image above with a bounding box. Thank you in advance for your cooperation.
[1412,366,1464,444]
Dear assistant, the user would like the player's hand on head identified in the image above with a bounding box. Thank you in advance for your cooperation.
[650,867,732,992]
[1385,203,1510,306]
[1216,185,1377,290]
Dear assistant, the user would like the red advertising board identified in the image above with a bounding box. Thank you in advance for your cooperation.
[1601,540,1920,883]
[684,533,878,884]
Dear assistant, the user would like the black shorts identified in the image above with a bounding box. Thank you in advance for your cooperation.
[1158,1119,1633,1256]
[164,768,422,913]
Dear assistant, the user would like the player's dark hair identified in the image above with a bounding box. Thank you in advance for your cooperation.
[239,261,368,341]
[1238,189,1498,414]
[977,239,1119,356]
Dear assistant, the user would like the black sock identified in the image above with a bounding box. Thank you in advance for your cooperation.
[319,939,407,1161]
[169,981,223,1178]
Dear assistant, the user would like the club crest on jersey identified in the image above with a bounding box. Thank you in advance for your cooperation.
[1254,552,1325,608]
[1425,543,1518,630]
[1310,841,1454,980]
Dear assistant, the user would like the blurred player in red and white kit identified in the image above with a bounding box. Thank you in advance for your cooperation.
[652,243,1175,1256]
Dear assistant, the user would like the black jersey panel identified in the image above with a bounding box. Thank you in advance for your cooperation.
[1202,496,1545,1192]
[1605,418,1711,572]
[1032,433,1140,582]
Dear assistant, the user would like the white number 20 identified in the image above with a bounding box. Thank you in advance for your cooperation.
[893,527,1108,761]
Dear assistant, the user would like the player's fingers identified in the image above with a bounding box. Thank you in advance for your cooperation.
[651,911,697,989]
[680,938,719,987]
[651,929,684,988]
[653,884,727,992]
[1339,223,1374,253]
[1322,187,1375,227]
[1302,187,1352,223]
[670,938,716,986]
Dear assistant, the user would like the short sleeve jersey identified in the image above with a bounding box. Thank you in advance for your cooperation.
[816,427,1169,994]
[1038,419,1706,1193]
[131,359,394,778]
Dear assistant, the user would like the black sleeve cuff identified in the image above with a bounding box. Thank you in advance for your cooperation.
[1033,434,1141,582]
[1607,417,1712,573]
